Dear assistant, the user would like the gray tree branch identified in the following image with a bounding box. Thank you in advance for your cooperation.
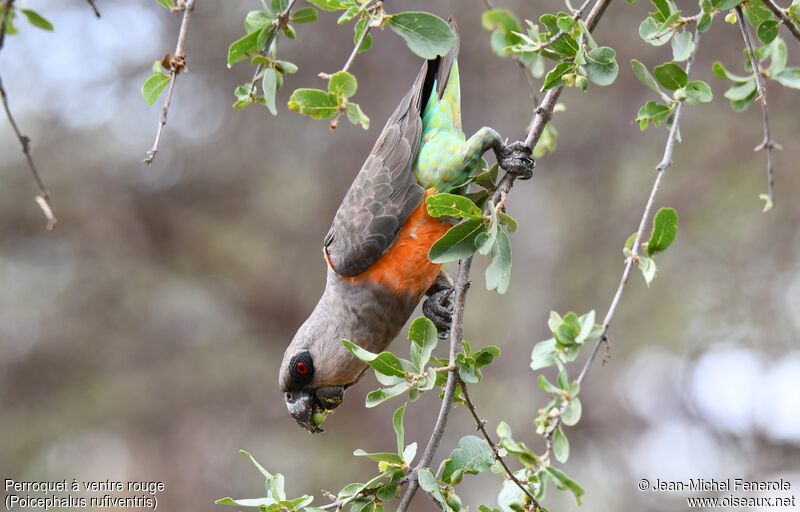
[460,380,539,508]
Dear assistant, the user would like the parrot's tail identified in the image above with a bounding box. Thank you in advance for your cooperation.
[421,19,460,106]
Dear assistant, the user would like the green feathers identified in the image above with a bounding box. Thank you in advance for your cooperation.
[414,61,475,192]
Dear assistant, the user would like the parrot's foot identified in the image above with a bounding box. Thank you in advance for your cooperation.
[496,141,535,180]
[423,287,454,337]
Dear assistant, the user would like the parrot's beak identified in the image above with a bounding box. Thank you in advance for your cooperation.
[284,387,345,433]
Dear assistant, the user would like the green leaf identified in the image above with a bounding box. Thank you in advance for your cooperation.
[697,12,714,32]
[553,426,570,463]
[141,72,171,105]
[653,62,688,90]
[306,0,347,11]
[215,497,275,507]
[287,88,341,119]
[481,9,522,33]
[262,68,278,115]
[542,62,574,91]
[429,219,486,263]
[418,468,447,508]
[340,339,406,377]
[354,17,373,53]
[631,60,669,100]
[790,0,800,24]
[743,0,774,27]
[638,255,658,285]
[584,47,619,86]
[550,33,580,57]
[228,30,261,67]
[387,12,457,59]
[474,346,501,368]
[328,70,357,98]
[353,449,405,465]
[562,397,582,425]
[156,0,174,9]
[345,102,370,129]
[684,80,713,104]
[714,0,744,8]
[532,123,558,158]
[635,100,671,130]
[485,230,512,294]
[366,382,411,407]
[392,405,406,455]
[639,16,673,46]
[538,374,561,394]
[671,31,694,61]
[646,207,678,256]
[769,38,787,74]
[245,10,275,34]
[441,436,494,484]
[757,19,779,44]
[291,7,318,23]
[546,466,584,505]
[531,338,558,370]
[557,12,576,31]
[258,25,277,50]
[21,9,53,31]
[476,203,498,255]
[239,449,273,479]
[650,0,673,20]
[724,79,757,100]
[498,212,518,232]
[337,6,359,24]
[774,68,800,89]
[408,317,438,371]
[377,484,398,503]
[712,61,751,82]
[426,193,483,219]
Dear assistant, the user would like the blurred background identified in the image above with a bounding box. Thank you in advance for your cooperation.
[1,0,799,510]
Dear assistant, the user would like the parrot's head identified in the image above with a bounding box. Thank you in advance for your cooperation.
[279,319,367,433]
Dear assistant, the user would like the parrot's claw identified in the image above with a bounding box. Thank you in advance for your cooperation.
[496,141,535,180]
[423,287,454,337]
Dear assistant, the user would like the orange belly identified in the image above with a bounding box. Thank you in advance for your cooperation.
[337,190,450,298]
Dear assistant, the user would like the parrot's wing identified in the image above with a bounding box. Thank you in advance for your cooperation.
[324,21,460,277]
[323,63,430,277]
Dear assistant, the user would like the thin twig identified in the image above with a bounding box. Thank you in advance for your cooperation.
[397,258,472,512]
[248,0,298,95]
[0,76,56,229]
[736,5,780,211]
[762,0,800,44]
[142,0,196,165]
[541,29,704,460]
[1,0,56,229]
[86,0,100,18]
[460,381,539,507]
[342,18,371,73]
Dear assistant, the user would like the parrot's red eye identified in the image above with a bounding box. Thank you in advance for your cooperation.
[289,352,314,384]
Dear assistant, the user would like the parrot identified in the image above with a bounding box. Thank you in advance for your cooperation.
[279,21,534,432]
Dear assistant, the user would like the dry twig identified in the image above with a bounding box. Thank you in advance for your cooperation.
[735,5,781,211]
[1,0,56,229]
[143,0,196,165]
